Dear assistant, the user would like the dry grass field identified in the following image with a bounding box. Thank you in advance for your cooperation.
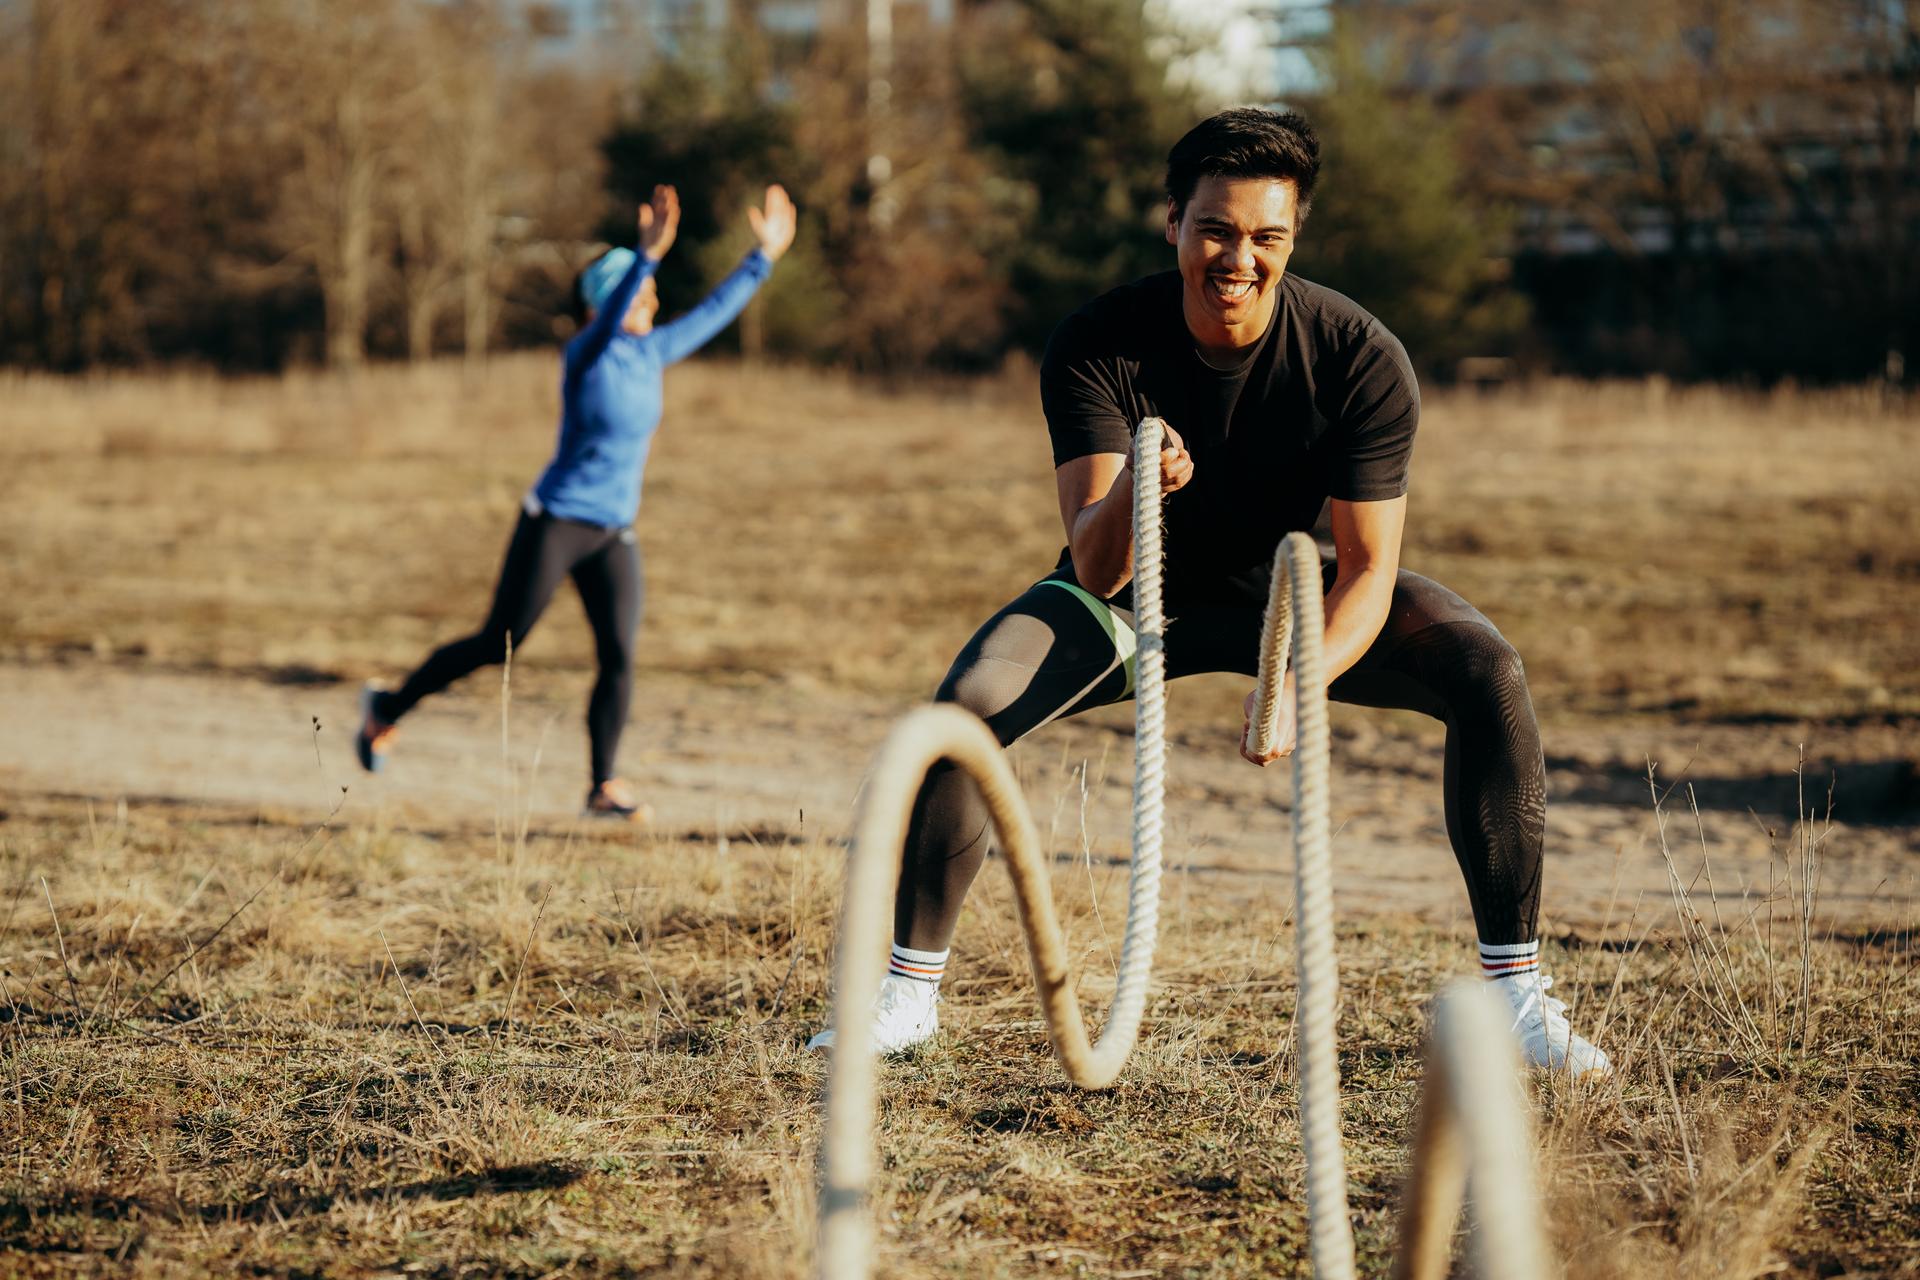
[2,360,1917,724]
[1,358,1916,1277]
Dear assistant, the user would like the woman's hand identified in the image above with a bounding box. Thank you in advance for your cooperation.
[1240,672,1297,766]
[639,184,680,262]
[748,184,798,261]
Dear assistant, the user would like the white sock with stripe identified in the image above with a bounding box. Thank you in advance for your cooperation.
[888,942,948,987]
[1480,939,1540,981]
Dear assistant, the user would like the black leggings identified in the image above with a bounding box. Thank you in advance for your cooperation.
[895,560,1545,950]
[377,509,643,786]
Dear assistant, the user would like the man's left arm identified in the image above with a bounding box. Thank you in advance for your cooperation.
[1321,495,1406,681]
[1240,495,1405,764]
[1241,326,1417,765]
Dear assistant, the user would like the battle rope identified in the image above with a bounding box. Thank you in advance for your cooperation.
[814,416,1174,1279]
[1248,521,1355,1279]
[814,416,1549,1278]
[1392,980,1553,1280]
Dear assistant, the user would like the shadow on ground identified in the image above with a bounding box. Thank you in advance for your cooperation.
[1,1161,584,1241]
[1547,756,1920,825]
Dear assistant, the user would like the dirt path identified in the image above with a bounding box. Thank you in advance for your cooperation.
[2,660,1913,933]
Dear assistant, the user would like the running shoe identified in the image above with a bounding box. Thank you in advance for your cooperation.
[806,973,939,1054]
[355,683,398,773]
[585,779,652,823]
[1493,970,1613,1079]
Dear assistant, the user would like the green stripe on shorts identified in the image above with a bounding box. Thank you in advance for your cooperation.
[1038,579,1138,697]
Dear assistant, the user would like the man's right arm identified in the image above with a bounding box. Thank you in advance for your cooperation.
[1055,431,1193,597]
[1042,308,1194,594]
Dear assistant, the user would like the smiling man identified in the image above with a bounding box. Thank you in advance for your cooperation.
[810,108,1610,1078]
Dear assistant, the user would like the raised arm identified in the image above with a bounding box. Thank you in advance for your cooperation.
[569,253,656,375]
[569,186,679,374]
[653,184,797,366]
[652,251,772,366]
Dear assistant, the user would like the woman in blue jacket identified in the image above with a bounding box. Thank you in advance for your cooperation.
[357,183,797,818]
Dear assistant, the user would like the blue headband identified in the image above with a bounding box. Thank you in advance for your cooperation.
[581,247,638,314]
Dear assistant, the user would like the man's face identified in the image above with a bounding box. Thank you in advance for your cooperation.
[621,276,659,335]
[1166,174,1299,347]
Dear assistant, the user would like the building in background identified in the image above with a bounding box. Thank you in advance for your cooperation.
[510,0,1303,98]
[1292,0,1917,380]
[1150,0,1300,100]
[509,0,954,58]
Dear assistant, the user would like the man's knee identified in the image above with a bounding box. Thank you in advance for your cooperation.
[1433,621,1531,718]
[1460,621,1525,679]
[934,613,1059,722]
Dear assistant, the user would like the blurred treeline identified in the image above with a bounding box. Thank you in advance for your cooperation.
[1368,0,1919,385]
[1,0,1913,382]
[0,0,607,371]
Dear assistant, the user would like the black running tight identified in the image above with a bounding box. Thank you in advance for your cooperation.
[894,560,1545,950]
[377,509,643,786]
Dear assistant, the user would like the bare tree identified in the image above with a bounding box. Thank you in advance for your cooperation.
[381,3,504,362]
[1786,0,1918,382]
[788,16,1012,367]
[18,0,125,368]
[1351,0,1916,378]
[257,0,418,369]
[454,24,505,364]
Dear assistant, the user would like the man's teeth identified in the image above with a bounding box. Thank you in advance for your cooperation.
[1212,278,1254,299]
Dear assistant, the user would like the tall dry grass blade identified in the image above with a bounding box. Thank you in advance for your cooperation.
[381,929,441,1056]
[1660,1049,1696,1189]
[764,940,805,1024]
[1647,766,1768,1059]
[1685,784,1769,1061]
[0,878,28,943]
[497,631,515,865]
[39,876,83,1025]
[503,883,554,1038]
[1790,747,1833,1052]
[127,875,272,1016]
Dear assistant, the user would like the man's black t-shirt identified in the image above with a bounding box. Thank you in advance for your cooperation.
[1040,270,1419,609]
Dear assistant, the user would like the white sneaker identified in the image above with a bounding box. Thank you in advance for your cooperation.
[806,974,939,1055]
[1492,971,1613,1079]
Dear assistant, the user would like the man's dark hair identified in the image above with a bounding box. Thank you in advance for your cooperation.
[1164,107,1321,229]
